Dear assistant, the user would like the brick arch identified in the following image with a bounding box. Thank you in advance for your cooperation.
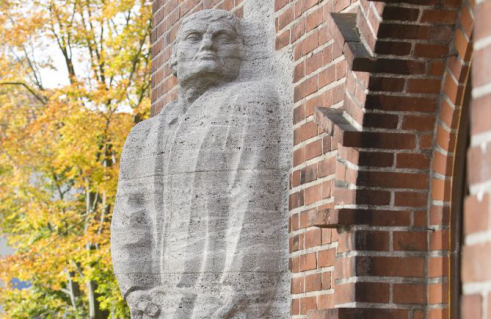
[427,2,473,318]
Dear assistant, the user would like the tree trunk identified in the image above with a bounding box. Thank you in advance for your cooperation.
[67,271,80,316]
[86,280,109,319]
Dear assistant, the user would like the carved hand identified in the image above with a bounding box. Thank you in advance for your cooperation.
[127,290,160,319]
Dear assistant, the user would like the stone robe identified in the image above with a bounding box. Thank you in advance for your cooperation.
[111,80,289,319]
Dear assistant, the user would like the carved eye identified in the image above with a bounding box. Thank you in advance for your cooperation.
[215,32,234,43]
[185,32,202,42]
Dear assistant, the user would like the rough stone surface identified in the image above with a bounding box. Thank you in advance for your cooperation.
[112,7,292,319]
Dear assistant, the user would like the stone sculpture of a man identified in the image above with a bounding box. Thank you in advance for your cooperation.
[111,9,288,319]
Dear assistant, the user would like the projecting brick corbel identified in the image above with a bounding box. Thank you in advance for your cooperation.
[314,107,358,136]
[327,11,426,75]
[314,106,367,148]
[328,12,373,73]
[315,106,419,149]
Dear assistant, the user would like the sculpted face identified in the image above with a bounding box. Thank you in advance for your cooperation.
[172,11,243,84]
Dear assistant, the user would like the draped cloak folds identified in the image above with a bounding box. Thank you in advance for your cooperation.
[111,80,289,319]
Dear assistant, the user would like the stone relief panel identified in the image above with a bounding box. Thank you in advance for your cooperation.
[111,3,293,319]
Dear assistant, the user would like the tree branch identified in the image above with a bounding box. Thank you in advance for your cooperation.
[0,82,46,104]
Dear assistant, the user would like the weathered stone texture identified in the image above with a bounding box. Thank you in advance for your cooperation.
[113,7,292,319]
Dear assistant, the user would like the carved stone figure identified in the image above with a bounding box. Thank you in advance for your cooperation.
[111,9,288,319]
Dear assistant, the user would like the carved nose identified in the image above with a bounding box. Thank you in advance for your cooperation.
[199,36,214,51]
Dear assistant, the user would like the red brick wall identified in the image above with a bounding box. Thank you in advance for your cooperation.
[461,0,491,318]
[151,0,490,318]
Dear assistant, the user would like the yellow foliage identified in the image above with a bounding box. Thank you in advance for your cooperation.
[0,0,151,317]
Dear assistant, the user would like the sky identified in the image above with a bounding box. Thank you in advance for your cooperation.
[39,41,70,89]
[37,40,134,113]
[0,237,13,257]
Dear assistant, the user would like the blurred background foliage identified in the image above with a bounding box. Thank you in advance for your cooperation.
[0,0,152,317]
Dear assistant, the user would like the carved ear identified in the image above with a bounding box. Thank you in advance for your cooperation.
[170,45,178,77]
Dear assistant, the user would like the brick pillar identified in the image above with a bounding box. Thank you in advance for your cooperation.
[278,0,469,318]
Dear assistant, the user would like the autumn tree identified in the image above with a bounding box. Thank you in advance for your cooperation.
[0,0,151,318]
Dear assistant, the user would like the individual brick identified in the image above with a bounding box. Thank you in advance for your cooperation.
[357,171,428,189]
[318,248,336,268]
[394,191,428,207]
[467,142,491,186]
[292,276,304,294]
[471,94,491,135]
[407,79,442,94]
[300,252,318,272]
[305,228,322,248]
[421,9,458,24]
[383,7,420,21]
[462,243,491,282]
[354,231,390,251]
[461,294,482,319]
[402,115,436,132]
[305,273,322,292]
[464,194,490,235]
[393,284,427,304]
[300,296,317,315]
[393,231,428,251]
[356,256,425,277]
[396,153,430,170]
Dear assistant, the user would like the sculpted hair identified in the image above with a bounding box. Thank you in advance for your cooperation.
[170,9,243,76]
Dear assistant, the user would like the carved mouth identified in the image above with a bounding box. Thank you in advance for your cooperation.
[196,53,216,60]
